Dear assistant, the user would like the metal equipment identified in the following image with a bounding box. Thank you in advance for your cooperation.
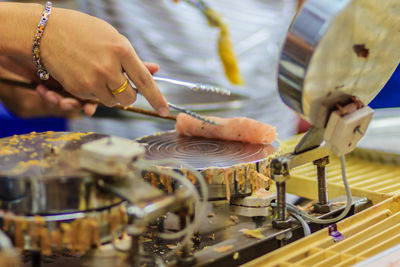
[0,0,400,266]
[137,131,275,200]
[271,0,400,228]
[0,132,202,267]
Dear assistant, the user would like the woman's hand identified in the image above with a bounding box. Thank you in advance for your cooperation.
[0,56,97,116]
[0,3,169,117]
[0,83,83,119]
[40,7,169,116]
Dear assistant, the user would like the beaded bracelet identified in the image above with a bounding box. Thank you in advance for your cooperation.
[32,1,53,80]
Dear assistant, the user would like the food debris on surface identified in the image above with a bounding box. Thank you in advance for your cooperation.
[230,215,239,224]
[44,132,90,142]
[253,188,273,198]
[240,228,265,240]
[8,160,50,175]
[166,244,178,250]
[213,245,233,253]
[224,169,233,202]
[297,201,317,213]
[0,146,19,156]
[332,201,346,206]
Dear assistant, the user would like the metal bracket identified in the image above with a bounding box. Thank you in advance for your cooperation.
[271,145,331,229]
[295,125,325,154]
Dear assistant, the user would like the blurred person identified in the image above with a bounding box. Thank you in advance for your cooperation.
[72,0,300,139]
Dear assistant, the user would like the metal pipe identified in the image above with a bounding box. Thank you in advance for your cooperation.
[315,161,328,205]
[177,215,196,266]
[127,236,140,267]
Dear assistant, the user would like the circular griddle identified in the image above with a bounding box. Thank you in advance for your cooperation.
[137,131,275,170]
[0,131,104,179]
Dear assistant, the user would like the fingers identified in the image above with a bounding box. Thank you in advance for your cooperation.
[122,49,169,117]
[36,85,61,106]
[143,62,160,75]
[36,84,83,111]
[59,98,81,111]
[37,85,97,116]
[106,72,137,107]
[83,103,98,116]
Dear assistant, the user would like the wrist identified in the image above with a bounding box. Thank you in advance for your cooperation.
[0,3,43,59]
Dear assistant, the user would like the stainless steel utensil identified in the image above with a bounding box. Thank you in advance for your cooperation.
[167,103,217,125]
[0,77,221,125]
[126,76,220,125]
[153,76,230,96]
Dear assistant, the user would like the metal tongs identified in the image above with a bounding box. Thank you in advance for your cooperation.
[0,76,230,125]
[145,76,230,125]
[153,76,230,96]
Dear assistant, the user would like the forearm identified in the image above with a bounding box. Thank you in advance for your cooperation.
[0,3,43,59]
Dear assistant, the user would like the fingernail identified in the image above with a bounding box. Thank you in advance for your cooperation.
[158,107,169,117]
[47,95,58,105]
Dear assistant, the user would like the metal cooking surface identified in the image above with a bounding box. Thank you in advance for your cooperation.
[0,131,106,179]
[137,131,275,170]
[0,132,122,214]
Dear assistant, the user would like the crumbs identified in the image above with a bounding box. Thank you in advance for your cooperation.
[45,132,91,142]
[240,228,265,240]
[213,245,233,253]
[8,160,50,175]
[0,146,19,156]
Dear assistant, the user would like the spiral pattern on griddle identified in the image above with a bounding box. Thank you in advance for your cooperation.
[137,131,275,170]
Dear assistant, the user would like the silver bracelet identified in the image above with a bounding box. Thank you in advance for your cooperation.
[32,1,52,80]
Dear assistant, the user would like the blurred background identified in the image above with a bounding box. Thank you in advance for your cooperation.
[0,0,398,139]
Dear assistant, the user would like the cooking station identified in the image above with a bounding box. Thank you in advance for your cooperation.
[1,0,400,266]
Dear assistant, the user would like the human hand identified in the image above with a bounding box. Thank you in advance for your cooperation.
[0,56,97,116]
[0,83,82,119]
[39,7,169,116]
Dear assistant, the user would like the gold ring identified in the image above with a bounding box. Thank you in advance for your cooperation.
[111,79,129,95]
